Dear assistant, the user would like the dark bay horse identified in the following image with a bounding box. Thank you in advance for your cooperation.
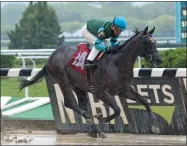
[20,26,162,138]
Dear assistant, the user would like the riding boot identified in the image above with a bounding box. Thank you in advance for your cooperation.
[86,69,95,93]
[84,59,97,70]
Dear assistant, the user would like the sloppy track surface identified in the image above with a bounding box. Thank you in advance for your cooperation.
[1,130,186,145]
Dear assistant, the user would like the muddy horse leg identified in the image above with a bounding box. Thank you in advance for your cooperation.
[94,91,121,123]
[58,82,88,116]
[118,86,160,134]
[72,86,106,138]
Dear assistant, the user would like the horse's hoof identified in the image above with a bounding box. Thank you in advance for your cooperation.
[88,132,97,138]
[151,125,160,134]
[151,113,157,121]
[85,119,94,125]
[98,132,107,138]
[81,111,90,119]
[94,113,103,120]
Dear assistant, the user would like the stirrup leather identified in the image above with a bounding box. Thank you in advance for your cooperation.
[86,69,95,93]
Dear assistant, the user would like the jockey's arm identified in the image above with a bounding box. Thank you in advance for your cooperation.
[95,39,108,52]
[94,27,108,52]
[110,36,119,47]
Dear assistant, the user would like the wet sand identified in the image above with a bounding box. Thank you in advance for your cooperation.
[1,130,186,145]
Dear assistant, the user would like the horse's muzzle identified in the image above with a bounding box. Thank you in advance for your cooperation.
[144,54,153,62]
[151,51,162,67]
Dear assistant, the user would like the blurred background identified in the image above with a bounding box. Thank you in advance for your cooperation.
[1,2,177,44]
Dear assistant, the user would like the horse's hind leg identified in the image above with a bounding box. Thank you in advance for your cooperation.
[72,87,106,138]
[72,87,90,117]
[58,82,87,117]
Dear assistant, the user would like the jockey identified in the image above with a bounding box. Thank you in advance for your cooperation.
[81,16,127,69]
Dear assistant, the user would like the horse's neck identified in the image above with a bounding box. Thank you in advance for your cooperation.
[114,39,139,70]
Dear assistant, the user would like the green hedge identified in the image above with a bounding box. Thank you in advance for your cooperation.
[141,48,186,68]
[1,55,16,68]
[15,58,47,67]
[1,56,47,68]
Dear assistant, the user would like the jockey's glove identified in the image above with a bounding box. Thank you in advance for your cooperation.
[117,41,123,46]
[107,46,119,53]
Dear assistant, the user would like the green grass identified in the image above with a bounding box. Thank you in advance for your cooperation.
[14,63,46,68]
[1,77,48,97]
[1,63,48,97]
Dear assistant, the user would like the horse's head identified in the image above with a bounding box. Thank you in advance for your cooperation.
[137,26,162,67]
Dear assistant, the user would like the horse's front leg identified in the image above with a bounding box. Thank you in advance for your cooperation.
[118,86,160,134]
[94,90,121,123]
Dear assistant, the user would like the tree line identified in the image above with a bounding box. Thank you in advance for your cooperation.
[1,2,176,37]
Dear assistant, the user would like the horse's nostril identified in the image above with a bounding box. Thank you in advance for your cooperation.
[156,59,162,66]
[157,59,162,63]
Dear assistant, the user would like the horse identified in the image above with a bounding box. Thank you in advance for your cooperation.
[19,26,162,138]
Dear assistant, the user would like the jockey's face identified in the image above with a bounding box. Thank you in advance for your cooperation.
[111,25,122,36]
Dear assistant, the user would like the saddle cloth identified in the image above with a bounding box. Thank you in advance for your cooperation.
[68,43,102,75]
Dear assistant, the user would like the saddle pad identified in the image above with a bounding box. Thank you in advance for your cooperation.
[68,43,90,75]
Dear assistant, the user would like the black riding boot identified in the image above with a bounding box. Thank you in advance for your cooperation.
[86,69,95,93]
[84,60,97,70]
[84,59,97,93]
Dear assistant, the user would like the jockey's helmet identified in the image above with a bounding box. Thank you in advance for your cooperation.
[112,16,127,31]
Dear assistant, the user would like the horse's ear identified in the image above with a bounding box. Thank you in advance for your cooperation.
[149,26,155,34]
[143,25,148,34]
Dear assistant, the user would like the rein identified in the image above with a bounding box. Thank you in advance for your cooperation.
[119,49,140,57]
[118,47,154,62]
[117,41,143,57]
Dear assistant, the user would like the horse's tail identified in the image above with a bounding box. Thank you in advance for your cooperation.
[19,65,47,91]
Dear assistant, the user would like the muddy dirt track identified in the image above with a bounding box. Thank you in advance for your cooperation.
[1,120,186,145]
[1,130,186,145]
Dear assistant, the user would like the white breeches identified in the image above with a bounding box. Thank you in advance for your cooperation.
[81,24,110,61]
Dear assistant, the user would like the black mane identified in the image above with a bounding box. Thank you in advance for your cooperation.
[119,27,140,49]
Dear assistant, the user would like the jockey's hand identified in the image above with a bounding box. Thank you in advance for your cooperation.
[108,46,119,53]
[117,41,123,46]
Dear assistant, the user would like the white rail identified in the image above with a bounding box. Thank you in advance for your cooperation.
[1,97,50,117]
